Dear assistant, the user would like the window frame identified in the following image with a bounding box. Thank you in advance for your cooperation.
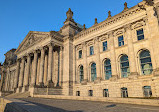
[103,41,107,51]
[143,86,152,97]
[121,87,128,98]
[88,90,93,96]
[79,65,84,83]
[90,46,94,55]
[137,28,144,41]
[91,63,97,82]
[120,55,130,78]
[103,89,109,97]
[139,50,153,75]
[76,91,80,96]
[104,59,112,80]
[78,50,82,59]
[118,35,124,47]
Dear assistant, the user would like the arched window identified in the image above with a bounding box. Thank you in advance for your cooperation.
[120,55,130,78]
[139,50,153,75]
[79,65,84,82]
[91,63,97,81]
[104,59,112,80]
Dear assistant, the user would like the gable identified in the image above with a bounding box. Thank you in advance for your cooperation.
[15,31,50,54]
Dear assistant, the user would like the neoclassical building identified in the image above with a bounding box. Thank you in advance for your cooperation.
[1,0,159,98]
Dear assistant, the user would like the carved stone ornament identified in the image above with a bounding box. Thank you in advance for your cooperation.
[124,2,128,10]
[108,11,111,18]
[94,18,98,25]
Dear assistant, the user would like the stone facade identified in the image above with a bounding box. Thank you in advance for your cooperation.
[1,0,159,98]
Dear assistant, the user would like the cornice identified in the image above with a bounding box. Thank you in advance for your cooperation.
[74,2,146,40]
[50,31,64,42]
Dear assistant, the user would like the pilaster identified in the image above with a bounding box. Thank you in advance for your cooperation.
[125,24,138,76]
[108,31,118,79]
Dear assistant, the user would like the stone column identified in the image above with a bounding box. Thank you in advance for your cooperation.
[125,25,137,75]
[47,43,53,86]
[109,32,118,78]
[59,46,63,86]
[39,47,45,86]
[95,37,101,82]
[31,51,38,87]
[18,57,25,87]
[24,54,31,87]
[83,42,88,83]
[14,59,20,89]
[44,53,48,85]
[0,71,4,91]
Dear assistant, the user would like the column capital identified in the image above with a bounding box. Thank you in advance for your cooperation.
[60,46,64,51]
[33,50,38,54]
[48,43,54,47]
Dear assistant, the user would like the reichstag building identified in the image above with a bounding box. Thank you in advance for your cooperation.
[1,0,159,98]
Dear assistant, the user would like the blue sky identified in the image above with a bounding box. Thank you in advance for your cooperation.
[0,0,142,63]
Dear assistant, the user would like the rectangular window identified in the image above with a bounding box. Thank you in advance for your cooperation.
[90,46,94,55]
[103,89,109,97]
[137,29,144,40]
[76,91,80,96]
[88,90,93,96]
[103,41,107,51]
[118,35,124,47]
[79,50,82,59]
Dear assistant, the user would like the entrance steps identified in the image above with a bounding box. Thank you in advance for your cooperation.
[5,91,30,98]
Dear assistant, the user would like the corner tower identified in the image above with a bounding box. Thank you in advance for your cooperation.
[61,8,82,96]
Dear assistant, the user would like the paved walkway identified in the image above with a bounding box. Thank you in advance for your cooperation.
[18,97,159,112]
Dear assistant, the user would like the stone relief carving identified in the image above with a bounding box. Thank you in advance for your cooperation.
[17,32,49,54]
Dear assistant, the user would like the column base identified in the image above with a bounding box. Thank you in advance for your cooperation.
[25,85,29,91]
[22,87,25,92]
[81,79,87,85]
[38,82,45,88]
[18,86,23,93]
[94,77,101,83]
[128,72,138,80]
[16,88,20,93]
[47,80,54,88]
[110,75,118,81]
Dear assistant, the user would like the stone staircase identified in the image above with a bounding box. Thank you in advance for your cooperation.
[5,91,30,98]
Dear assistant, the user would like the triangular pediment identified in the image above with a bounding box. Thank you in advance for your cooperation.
[15,31,50,54]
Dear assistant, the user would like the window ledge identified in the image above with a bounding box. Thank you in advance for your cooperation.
[133,38,148,44]
[115,44,127,49]
[77,58,83,61]
[87,54,95,58]
[100,49,110,54]
[138,74,153,79]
